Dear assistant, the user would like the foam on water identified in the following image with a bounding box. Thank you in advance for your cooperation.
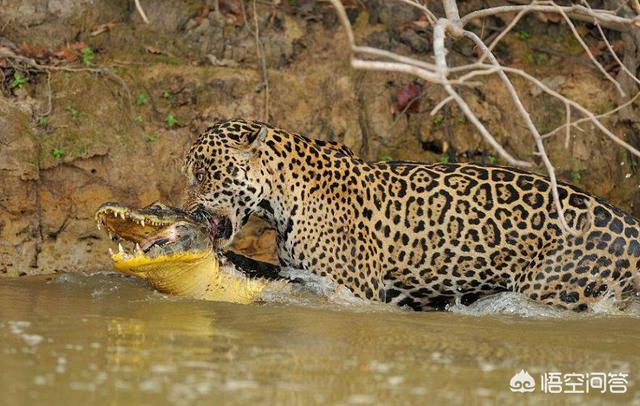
[447,291,640,318]
[271,267,398,313]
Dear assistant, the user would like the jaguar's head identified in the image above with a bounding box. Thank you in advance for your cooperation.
[183,119,273,247]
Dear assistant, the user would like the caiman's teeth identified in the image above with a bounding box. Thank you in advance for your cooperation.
[108,232,113,240]
[108,248,114,256]
[97,222,101,231]
[135,243,141,253]
[118,243,124,253]
[141,219,145,227]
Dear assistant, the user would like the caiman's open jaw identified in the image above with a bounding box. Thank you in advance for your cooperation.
[95,201,285,303]
[94,202,213,270]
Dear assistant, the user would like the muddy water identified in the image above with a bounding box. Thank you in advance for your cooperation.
[0,273,638,405]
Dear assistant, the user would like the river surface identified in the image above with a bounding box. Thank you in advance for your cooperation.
[0,272,638,405]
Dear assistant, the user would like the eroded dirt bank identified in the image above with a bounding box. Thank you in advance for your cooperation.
[1,0,639,276]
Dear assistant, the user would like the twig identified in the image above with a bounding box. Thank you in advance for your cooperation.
[485,2,537,61]
[542,91,640,139]
[582,0,640,87]
[430,95,454,116]
[388,89,426,130]
[459,64,640,158]
[551,2,625,96]
[564,103,571,149]
[0,48,133,113]
[397,0,437,25]
[253,0,269,121]
[41,70,52,118]
[135,0,150,24]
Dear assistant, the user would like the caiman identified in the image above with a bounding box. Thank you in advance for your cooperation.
[95,202,289,304]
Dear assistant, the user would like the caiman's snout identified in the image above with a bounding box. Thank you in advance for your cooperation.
[95,202,212,267]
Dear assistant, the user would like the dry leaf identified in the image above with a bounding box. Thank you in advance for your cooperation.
[392,82,422,116]
[195,5,211,24]
[51,46,78,63]
[19,42,48,59]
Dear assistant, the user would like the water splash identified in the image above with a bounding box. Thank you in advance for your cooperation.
[447,291,640,318]
[268,267,397,312]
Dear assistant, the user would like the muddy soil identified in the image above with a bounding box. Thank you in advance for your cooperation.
[1,0,639,276]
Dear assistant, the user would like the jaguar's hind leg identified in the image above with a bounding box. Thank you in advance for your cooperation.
[514,236,637,311]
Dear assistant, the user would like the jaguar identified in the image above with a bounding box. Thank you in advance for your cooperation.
[182,119,640,311]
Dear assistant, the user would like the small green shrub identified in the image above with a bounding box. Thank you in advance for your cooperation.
[165,114,177,127]
[10,73,26,89]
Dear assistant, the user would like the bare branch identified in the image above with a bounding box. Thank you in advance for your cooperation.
[135,0,150,24]
[430,95,454,116]
[461,2,640,32]
[582,0,640,88]
[326,0,640,235]
[252,0,269,121]
[465,29,578,234]
[543,91,640,140]
[551,3,625,96]
[397,0,437,25]
[433,18,531,167]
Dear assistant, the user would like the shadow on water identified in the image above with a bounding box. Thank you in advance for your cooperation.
[0,272,638,405]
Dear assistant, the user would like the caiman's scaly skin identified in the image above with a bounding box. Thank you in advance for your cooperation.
[182,119,640,311]
[95,202,287,304]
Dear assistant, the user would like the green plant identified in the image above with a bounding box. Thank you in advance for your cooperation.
[37,116,49,127]
[570,169,581,183]
[517,31,530,41]
[487,155,497,164]
[134,115,144,123]
[82,47,94,66]
[165,114,177,127]
[432,115,444,126]
[10,73,26,89]
[144,134,159,142]
[439,154,450,164]
[379,155,393,162]
[51,148,64,158]
[136,92,148,105]
[65,105,80,119]
[162,91,171,100]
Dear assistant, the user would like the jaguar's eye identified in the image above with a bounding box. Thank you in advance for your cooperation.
[195,171,206,184]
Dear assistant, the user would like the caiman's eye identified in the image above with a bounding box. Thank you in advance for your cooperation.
[195,171,206,184]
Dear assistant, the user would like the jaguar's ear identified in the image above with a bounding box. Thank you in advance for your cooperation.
[246,125,268,150]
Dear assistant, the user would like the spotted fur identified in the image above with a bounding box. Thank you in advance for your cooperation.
[183,119,640,311]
